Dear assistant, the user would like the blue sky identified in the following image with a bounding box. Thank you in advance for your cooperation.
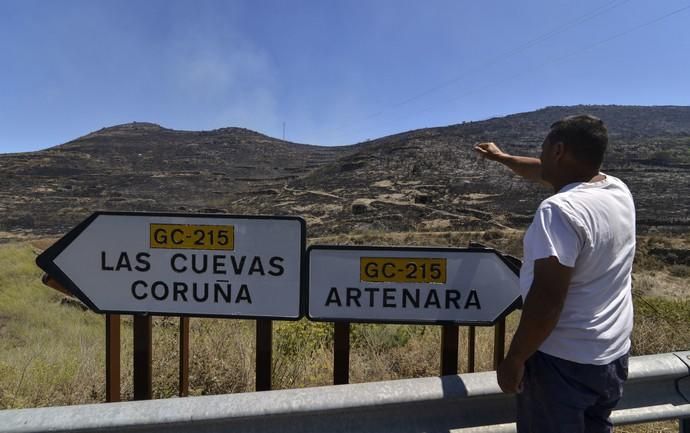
[1,0,689,153]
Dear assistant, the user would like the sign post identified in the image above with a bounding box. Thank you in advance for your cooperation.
[133,315,152,400]
[440,325,460,375]
[333,322,350,385]
[179,317,189,397]
[467,326,476,373]
[255,319,273,391]
[105,314,120,402]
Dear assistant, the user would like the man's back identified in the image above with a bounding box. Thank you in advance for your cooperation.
[520,174,636,364]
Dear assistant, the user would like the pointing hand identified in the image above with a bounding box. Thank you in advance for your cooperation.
[474,142,507,162]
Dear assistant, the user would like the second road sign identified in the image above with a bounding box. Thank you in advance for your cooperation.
[307,245,521,325]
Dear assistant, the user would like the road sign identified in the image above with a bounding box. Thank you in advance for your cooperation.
[307,245,521,325]
[36,212,305,319]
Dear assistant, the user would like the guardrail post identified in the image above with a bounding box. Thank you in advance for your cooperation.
[133,315,153,400]
[105,314,120,402]
[441,325,459,375]
[256,319,273,391]
[333,322,350,384]
[179,317,189,397]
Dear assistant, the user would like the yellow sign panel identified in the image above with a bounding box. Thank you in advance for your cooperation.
[360,257,447,284]
[150,224,234,250]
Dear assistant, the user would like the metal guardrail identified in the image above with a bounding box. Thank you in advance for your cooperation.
[2,351,689,433]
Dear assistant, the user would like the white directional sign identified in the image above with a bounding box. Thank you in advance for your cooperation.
[308,246,521,325]
[37,212,305,319]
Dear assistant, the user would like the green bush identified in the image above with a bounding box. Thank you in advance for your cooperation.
[275,319,332,358]
[351,324,426,353]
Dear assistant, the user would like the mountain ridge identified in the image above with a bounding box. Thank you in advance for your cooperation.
[1,105,688,238]
[16,104,690,155]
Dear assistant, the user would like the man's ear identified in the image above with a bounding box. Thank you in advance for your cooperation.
[552,141,566,161]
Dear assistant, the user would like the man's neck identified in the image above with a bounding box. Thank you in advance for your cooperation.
[551,171,603,193]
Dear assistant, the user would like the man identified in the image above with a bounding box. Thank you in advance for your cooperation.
[474,114,635,433]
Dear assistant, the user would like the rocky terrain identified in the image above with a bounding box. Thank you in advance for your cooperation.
[1,105,689,240]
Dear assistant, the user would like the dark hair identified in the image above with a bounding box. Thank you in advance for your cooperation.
[548,114,608,167]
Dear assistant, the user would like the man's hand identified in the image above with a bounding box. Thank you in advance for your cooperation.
[497,356,525,394]
[474,142,507,162]
[474,142,547,185]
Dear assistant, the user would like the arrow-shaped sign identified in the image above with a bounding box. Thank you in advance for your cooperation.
[307,245,522,325]
[36,211,305,319]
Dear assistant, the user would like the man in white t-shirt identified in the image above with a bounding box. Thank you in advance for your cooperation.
[474,114,635,433]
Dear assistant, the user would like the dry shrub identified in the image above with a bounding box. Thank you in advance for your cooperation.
[482,229,504,241]
[387,329,442,378]
[617,421,680,433]
[669,264,690,278]
[186,319,254,396]
[350,324,440,383]
[347,313,521,383]
[631,295,690,355]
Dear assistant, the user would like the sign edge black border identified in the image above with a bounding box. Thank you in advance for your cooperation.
[305,244,522,326]
[36,211,306,321]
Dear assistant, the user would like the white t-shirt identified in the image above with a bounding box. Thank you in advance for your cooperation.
[520,174,635,365]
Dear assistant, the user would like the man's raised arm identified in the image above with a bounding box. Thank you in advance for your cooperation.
[474,142,546,185]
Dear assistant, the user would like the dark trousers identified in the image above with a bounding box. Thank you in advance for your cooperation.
[517,350,629,433]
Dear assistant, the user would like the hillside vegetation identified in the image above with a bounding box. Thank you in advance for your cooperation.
[1,105,689,239]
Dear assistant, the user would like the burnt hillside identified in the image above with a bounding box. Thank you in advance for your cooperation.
[1,105,688,238]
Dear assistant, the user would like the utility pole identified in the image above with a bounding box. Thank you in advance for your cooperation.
[282,122,286,140]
